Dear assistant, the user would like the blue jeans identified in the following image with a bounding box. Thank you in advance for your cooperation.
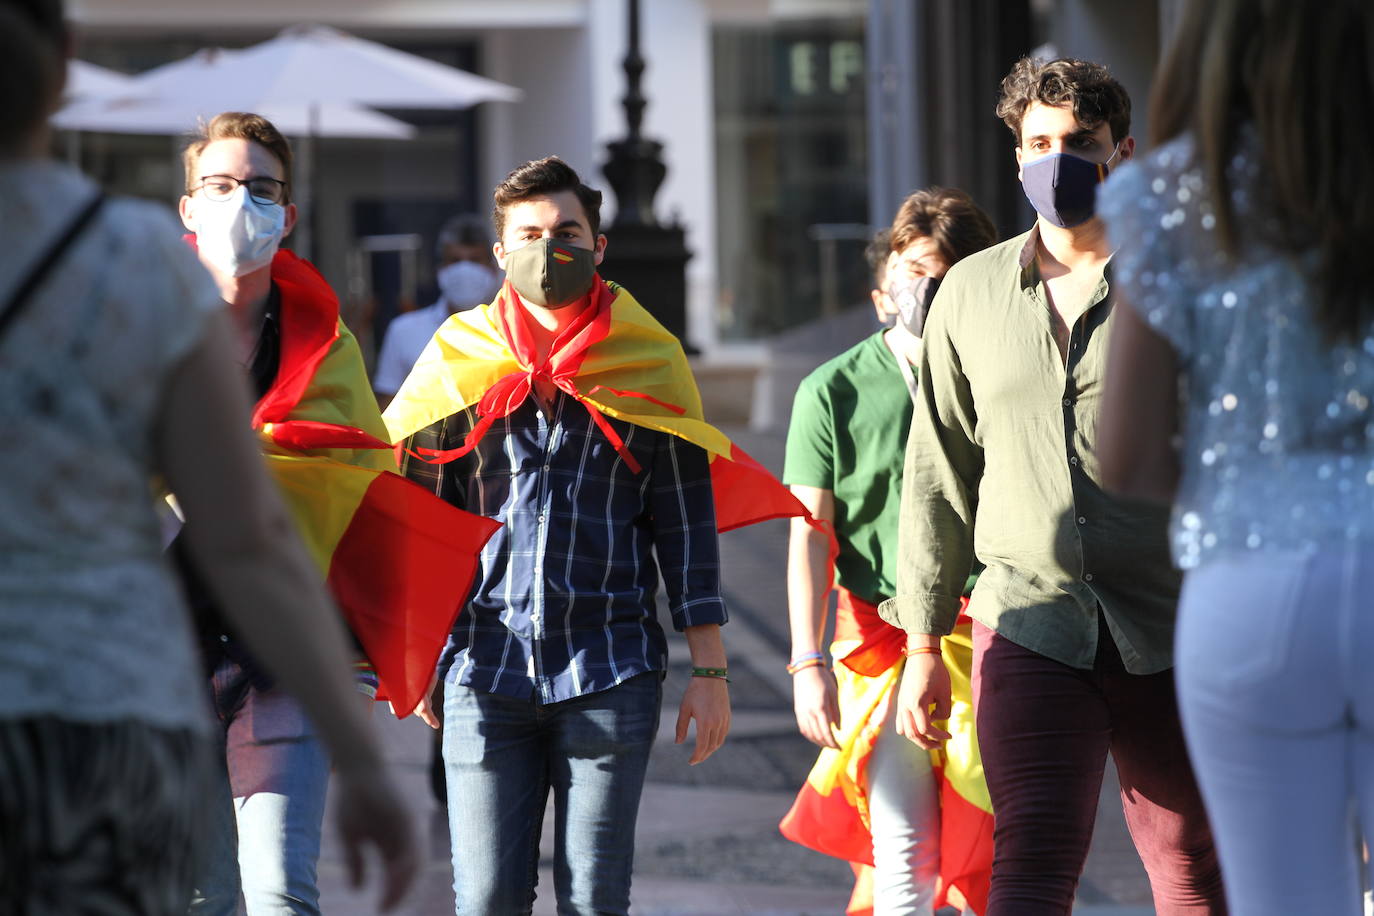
[442,672,662,915]
[189,659,330,916]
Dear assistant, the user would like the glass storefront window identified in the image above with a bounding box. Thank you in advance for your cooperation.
[713,17,869,341]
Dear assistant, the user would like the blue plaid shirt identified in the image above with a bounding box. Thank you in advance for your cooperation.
[402,392,728,704]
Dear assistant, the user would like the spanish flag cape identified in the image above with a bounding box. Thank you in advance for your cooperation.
[777,599,992,905]
[382,276,813,534]
[212,244,499,715]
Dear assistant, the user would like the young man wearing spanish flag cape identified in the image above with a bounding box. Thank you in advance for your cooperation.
[386,157,802,915]
[780,190,996,916]
[175,113,496,914]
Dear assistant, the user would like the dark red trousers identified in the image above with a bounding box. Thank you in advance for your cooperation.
[972,621,1227,915]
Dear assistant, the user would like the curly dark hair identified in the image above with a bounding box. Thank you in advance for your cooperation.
[995,56,1131,145]
[492,156,603,240]
[890,187,997,268]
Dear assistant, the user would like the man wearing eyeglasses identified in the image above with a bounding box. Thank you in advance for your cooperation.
[175,111,397,916]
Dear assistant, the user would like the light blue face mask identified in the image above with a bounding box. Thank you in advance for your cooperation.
[1020,143,1122,228]
[194,186,286,277]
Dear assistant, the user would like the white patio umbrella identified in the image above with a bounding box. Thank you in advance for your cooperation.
[79,27,523,257]
[67,60,133,100]
[118,25,524,111]
[55,48,417,138]
[53,97,416,140]
[59,61,138,163]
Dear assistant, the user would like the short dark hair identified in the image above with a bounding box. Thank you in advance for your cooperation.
[435,213,491,260]
[492,156,603,240]
[890,187,998,268]
[863,228,891,289]
[996,56,1131,145]
[2,0,66,149]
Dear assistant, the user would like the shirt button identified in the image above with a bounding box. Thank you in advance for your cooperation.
[1069,456,1079,466]
[1077,516,1087,524]
[1084,573,1095,582]
[1062,397,1072,407]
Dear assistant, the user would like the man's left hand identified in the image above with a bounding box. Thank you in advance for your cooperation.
[391,670,441,729]
[675,676,731,765]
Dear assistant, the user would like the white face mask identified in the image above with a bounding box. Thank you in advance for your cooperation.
[193,186,286,278]
[437,260,500,312]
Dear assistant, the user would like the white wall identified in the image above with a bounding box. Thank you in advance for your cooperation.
[479,26,597,197]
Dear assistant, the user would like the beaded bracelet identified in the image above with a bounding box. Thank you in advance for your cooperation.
[786,657,827,675]
[901,645,942,657]
[691,666,730,682]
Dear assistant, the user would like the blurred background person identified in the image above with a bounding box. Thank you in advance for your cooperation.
[372,214,500,409]
[173,110,405,915]
[0,1,414,913]
[780,189,997,916]
[370,213,500,805]
[1099,1,1374,913]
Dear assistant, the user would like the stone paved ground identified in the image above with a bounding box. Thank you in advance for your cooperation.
[317,424,1154,915]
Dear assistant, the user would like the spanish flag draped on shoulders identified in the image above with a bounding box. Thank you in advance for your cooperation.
[233,246,499,714]
[383,275,813,537]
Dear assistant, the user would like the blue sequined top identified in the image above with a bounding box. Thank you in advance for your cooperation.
[1099,131,1374,570]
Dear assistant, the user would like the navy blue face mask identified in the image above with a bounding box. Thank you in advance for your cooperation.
[1020,145,1120,228]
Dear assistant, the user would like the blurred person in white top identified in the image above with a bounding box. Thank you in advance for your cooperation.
[0,1,415,912]
[372,214,500,407]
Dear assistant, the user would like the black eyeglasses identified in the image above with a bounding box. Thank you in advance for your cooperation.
[193,174,288,206]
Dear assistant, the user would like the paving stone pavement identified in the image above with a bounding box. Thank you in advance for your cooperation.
[316,424,1156,915]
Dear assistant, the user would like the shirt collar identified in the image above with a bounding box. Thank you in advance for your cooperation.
[1016,223,1117,297]
[1017,224,1041,290]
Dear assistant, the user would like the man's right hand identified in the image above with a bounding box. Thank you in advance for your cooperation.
[792,664,841,749]
[894,653,952,749]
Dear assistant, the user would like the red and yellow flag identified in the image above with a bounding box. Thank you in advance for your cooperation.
[243,248,499,715]
[778,594,993,916]
[383,278,816,536]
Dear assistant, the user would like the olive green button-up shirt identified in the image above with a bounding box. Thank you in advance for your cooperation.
[877,227,1180,674]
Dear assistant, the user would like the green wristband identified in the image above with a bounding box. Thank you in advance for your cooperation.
[690,666,730,682]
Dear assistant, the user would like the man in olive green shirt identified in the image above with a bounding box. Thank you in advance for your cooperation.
[878,57,1226,914]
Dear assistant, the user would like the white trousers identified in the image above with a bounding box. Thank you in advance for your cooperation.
[1176,541,1374,916]
[867,695,941,915]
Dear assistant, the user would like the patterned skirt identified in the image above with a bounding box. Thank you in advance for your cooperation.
[0,717,210,915]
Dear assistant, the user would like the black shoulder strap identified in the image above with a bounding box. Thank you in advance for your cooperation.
[0,191,106,342]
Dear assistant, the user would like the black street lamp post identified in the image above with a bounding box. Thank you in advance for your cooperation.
[599,0,695,350]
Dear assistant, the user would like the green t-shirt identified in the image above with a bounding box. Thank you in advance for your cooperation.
[784,332,913,604]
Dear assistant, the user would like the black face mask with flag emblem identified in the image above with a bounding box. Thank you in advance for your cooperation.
[504,238,597,308]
